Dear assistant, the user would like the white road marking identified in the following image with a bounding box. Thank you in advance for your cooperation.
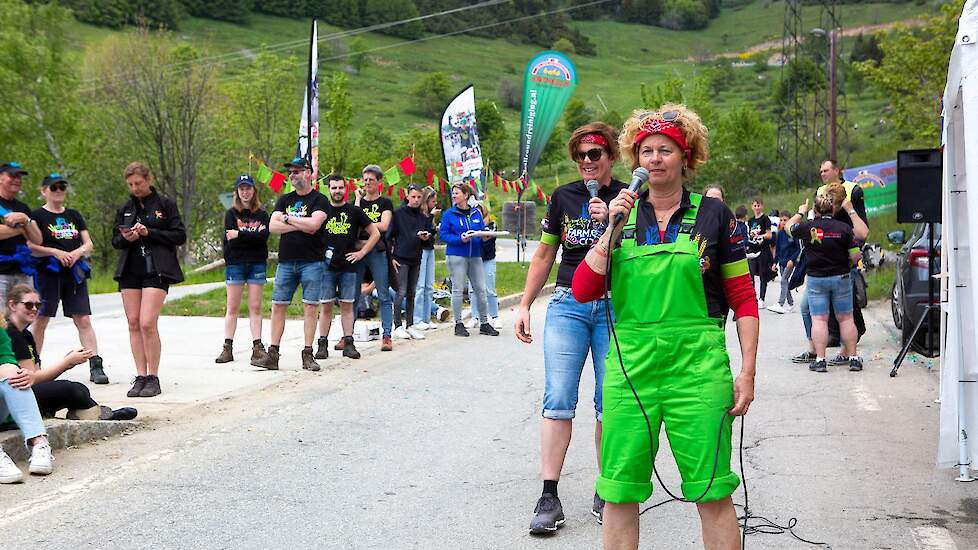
[911,526,959,550]
[851,383,881,411]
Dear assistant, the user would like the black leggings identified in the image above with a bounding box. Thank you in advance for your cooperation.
[32,380,98,416]
[393,262,421,328]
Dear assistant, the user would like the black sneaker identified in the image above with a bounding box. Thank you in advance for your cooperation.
[849,356,864,372]
[89,356,109,384]
[139,375,161,397]
[827,353,850,366]
[109,407,138,421]
[454,322,469,337]
[127,375,147,398]
[529,493,565,535]
[314,337,329,360]
[792,351,816,364]
[809,359,828,373]
[592,492,605,525]
[342,337,361,359]
[479,323,500,336]
[301,348,321,372]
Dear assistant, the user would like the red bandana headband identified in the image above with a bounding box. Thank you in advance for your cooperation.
[633,119,691,157]
[579,133,608,147]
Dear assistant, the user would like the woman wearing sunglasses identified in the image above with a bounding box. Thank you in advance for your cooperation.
[571,105,758,549]
[515,122,625,533]
[3,284,136,422]
[28,173,107,386]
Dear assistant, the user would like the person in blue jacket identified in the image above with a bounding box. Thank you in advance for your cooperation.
[439,183,499,337]
[769,210,801,314]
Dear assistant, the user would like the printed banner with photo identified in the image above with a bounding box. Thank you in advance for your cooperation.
[440,85,484,197]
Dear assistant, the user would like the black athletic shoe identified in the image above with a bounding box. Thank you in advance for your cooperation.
[127,376,147,398]
[592,492,605,525]
[849,356,864,372]
[827,353,850,366]
[479,323,500,336]
[529,493,565,535]
[791,351,816,364]
[454,322,469,337]
[110,407,138,421]
[314,337,329,360]
[139,375,161,397]
[89,356,109,384]
[809,359,828,373]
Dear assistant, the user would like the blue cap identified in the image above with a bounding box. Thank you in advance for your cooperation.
[42,172,68,187]
[0,162,28,176]
[284,156,311,170]
[235,174,255,187]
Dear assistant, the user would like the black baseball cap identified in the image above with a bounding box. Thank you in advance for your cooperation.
[42,173,68,187]
[0,162,28,176]
[284,156,311,170]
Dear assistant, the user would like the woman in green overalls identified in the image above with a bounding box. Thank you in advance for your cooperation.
[571,104,760,550]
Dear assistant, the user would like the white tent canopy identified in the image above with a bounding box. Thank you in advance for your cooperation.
[939,0,978,479]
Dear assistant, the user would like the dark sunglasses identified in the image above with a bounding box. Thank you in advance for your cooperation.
[287,169,303,176]
[19,301,42,311]
[639,110,681,123]
[46,183,67,192]
[573,148,605,163]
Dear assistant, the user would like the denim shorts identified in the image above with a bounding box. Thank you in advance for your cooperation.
[321,268,357,303]
[806,273,853,317]
[271,261,323,305]
[542,286,614,421]
[225,262,267,285]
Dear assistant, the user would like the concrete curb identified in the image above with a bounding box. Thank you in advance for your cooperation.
[1,418,140,462]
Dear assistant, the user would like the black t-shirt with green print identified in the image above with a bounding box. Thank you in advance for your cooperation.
[357,196,393,251]
[323,203,373,272]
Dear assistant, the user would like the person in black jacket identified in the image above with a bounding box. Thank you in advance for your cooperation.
[111,162,186,398]
[215,174,270,366]
[388,185,433,341]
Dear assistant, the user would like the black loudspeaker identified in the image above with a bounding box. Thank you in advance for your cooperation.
[897,149,942,223]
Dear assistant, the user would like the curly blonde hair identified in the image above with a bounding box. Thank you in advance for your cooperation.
[618,103,710,177]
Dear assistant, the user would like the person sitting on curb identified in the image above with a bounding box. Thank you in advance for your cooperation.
[0,324,53,483]
[4,284,136,421]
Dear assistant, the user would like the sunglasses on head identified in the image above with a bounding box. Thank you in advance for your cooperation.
[573,148,605,163]
[47,183,67,192]
[19,301,41,311]
[639,110,681,123]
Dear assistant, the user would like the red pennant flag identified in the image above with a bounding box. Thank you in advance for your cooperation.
[426,168,434,186]
[502,180,509,193]
[268,171,285,193]
[398,156,416,176]
[493,172,499,187]
[439,178,446,194]
[537,186,545,201]
[379,182,385,194]
[344,187,349,201]
[398,187,406,201]
[387,184,395,197]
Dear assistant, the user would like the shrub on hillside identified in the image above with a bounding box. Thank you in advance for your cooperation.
[180,0,254,23]
[253,0,304,16]
[497,79,522,110]
[660,0,709,30]
[307,0,359,28]
[361,0,423,39]
[412,71,452,116]
[54,0,183,29]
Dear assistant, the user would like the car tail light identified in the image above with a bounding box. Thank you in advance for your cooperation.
[909,248,940,269]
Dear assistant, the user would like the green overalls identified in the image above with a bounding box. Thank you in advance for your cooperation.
[595,193,741,504]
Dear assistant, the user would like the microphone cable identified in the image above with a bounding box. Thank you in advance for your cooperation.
[599,210,831,549]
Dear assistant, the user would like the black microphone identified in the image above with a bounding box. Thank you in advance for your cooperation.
[585,179,599,199]
[613,167,650,226]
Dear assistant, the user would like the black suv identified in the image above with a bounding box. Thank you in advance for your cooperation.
[888,223,941,356]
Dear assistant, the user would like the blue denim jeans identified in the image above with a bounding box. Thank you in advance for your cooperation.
[800,288,812,340]
[355,249,393,337]
[413,248,436,325]
[806,273,853,317]
[470,258,498,319]
[0,380,46,444]
[542,287,614,421]
[271,261,323,305]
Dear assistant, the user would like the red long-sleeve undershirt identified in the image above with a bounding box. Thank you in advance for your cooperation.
[570,257,759,319]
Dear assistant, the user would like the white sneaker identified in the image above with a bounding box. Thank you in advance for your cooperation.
[0,451,22,484]
[491,317,503,330]
[406,326,426,340]
[425,321,439,330]
[757,299,765,309]
[28,441,53,475]
[784,304,794,313]
[392,326,410,340]
[464,318,478,329]
[414,322,430,331]
[767,303,786,314]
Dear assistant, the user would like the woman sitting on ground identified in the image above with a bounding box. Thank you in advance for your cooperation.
[4,284,136,421]
[0,325,53,483]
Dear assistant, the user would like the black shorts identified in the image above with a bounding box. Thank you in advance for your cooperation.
[117,272,171,292]
[38,270,92,317]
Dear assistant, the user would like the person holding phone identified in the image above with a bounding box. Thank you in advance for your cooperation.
[387,184,433,340]
[413,187,441,330]
[112,162,186,398]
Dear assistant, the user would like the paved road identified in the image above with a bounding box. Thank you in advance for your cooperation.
[1,300,975,549]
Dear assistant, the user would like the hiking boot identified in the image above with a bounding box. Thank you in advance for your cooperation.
[127,375,147,397]
[827,353,850,366]
[250,342,268,367]
[849,356,864,372]
[301,348,321,371]
[480,322,500,336]
[28,441,53,475]
[455,322,469,337]
[809,359,828,373]
[791,351,816,364]
[139,375,161,397]
[334,338,345,351]
[0,450,22,484]
[215,343,234,364]
[592,492,605,525]
[529,493,564,535]
[89,356,109,384]
[315,337,329,360]
[342,337,361,360]
[255,347,280,370]
[381,336,393,351]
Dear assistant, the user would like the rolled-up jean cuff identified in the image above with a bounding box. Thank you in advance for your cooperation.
[271,300,292,305]
[596,411,603,422]
[300,299,319,305]
[542,408,575,420]
[596,475,653,504]
[680,472,741,503]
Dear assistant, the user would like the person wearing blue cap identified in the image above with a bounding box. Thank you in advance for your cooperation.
[28,173,108,385]
[215,174,271,366]
[0,162,43,306]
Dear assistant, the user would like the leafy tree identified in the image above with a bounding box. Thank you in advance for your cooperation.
[660,0,709,30]
[322,72,354,174]
[253,0,303,16]
[850,33,884,66]
[360,0,422,39]
[698,105,780,194]
[180,0,253,23]
[562,98,593,134]
[552,37,575,55]
[412,72,452,116]
[620,0,664,25]
[474,99,508,166]
[350,121,395,172]
[223,49,298,166]
[308,0,359,28]
[349,36,369,73]
[497,79,522,110]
